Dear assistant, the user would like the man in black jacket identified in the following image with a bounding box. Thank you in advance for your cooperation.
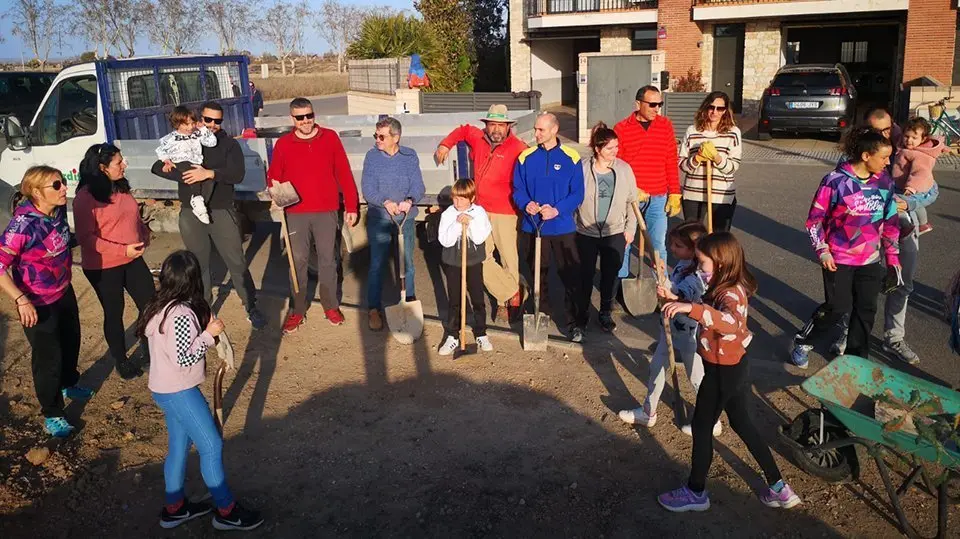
[151,101,266,328]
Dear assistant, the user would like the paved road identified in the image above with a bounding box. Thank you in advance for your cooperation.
[183,160,959,390]
[260,93,347,118]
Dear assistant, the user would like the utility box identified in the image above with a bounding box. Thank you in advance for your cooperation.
[577,51,665,145]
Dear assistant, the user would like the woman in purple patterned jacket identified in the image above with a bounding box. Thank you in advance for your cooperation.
[0,166,94,438]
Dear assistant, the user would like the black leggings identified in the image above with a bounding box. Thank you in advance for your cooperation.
[22,286,81,417]
[688,361,781,493]
[794,263,885,359]
[83,257,156,364]
[443,262,486,338]
[682,198,737,232]
[575,232,625,326]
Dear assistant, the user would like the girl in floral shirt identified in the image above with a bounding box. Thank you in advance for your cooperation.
[657,232,801,513]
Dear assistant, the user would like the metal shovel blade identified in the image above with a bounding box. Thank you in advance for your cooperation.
[522,312,551,351]
[622,272,659,317]
[385,298,424,345]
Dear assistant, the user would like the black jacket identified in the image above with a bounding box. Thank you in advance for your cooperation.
[151,129,246,209]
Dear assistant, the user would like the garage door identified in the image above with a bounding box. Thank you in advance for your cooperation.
[586,55,652,128]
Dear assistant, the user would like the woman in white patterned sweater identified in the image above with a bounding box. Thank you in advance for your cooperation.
[679,92,742,232]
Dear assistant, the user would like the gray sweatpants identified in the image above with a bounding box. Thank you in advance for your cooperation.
[287,211,340,315]
[179,207,257,310]
[884,228,919,343]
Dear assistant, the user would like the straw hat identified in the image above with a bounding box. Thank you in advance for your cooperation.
[481,104,516,123]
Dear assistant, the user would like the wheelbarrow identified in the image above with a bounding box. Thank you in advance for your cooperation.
[779,355,960,538]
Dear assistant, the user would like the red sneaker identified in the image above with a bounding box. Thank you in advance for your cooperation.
[508,289,522,307]
[918,223,933,236]
[282,313,304,334]
[325,308,345,326]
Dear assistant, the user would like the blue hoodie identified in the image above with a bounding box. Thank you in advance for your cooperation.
[512,143,584,236]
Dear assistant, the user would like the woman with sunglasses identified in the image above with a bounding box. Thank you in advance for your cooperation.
[679,92,742,232]
[74,143,156,380]
[0,166,92,438]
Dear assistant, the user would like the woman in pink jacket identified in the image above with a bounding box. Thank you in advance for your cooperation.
[74,143,155,380]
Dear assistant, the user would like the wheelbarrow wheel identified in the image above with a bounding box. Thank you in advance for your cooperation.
[781,409,858,484]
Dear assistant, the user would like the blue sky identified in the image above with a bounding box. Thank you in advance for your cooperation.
[0,0,415,61]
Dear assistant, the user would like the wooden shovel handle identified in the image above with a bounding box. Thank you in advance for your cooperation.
[280,210,299,294]
[460,222,467,350]
[706,160,713,234]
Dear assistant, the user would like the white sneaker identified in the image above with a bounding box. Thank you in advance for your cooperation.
[190,195,210,224]
[438,336,459,356]
[476,335,494,352]
[619,407,657,427]
[681,422,723,437]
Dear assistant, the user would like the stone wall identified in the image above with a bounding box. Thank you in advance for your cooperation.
[700,24,714,91]
[742,20,783,116]
[509,0,532,91]
[600,27,632,53]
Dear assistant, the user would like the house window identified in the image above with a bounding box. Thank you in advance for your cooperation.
[841,41,868,63]
[632,28,657,51]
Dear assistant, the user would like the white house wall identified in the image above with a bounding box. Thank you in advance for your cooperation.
[531,40,576,106]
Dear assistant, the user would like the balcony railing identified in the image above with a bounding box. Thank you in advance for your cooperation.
[693,0,810,5]
[526,0,658,17]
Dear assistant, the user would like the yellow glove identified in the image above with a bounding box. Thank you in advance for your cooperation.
[697,141,719,163]
[665,194,682,217]
[637,188,650,202]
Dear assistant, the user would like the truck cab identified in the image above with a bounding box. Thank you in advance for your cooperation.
[0,55,267,226]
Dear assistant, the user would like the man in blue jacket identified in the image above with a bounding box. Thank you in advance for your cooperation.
[513,113,586,342]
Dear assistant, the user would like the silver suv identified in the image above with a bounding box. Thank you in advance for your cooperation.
[759,64,857,139]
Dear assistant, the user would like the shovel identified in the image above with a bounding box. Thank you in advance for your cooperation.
[522,219,550,351]
[212,329,236,435]
[385,212,423,344]
[459,222,468,351]
[650,248,687,426]
[622,201,659,317]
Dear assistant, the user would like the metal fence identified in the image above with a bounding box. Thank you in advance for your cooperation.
[348,57,412,95]
[663,92,709,139]
[526,0,657,16]
[420,92,542,114]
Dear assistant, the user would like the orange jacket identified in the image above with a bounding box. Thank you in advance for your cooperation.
[440,125,528,215]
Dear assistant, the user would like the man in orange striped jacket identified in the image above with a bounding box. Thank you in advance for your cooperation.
[614,85,681,274]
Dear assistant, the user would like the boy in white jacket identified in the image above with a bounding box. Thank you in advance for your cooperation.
[437,179,493,355]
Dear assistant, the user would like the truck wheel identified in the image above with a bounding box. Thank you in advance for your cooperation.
[0,181,18,229]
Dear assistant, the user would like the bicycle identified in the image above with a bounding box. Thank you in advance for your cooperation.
[926,97,960,147]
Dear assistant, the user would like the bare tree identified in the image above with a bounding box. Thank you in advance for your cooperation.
[316,0,369,73]
[143,0,201,54]
[73,0,145,58]
[7,0,64,70]
[263,0,312,75]
[204,0,259,53]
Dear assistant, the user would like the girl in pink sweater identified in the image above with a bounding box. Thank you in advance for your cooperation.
[893,117,948,236]
[137,250,263,531]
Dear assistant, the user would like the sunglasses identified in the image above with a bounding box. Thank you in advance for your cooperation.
[642,101,664,108]
[202,116,224,125]
[293,113,315,121]
[44,180,64,190]
[707,105,728,112]
[373,134,392,141]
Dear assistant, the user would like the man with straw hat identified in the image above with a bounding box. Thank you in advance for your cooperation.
[436,104,528,323]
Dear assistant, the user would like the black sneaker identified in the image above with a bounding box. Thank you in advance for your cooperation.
[246,306,268,330]
[570,327,584,343]
[116,359,144,380]
[160,500,213,529]
[212,502,264,531]
[598,311,617,332]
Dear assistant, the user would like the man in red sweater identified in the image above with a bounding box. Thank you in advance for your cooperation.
[267,97,359,334]
[435,105,528,321]
[614,85,681,275]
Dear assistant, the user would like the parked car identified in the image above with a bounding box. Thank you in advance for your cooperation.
[0,72,54,127]
[759,64,857,139]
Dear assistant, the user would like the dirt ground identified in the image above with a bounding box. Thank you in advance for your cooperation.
[1,227,958,538]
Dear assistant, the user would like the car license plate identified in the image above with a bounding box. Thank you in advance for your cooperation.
[787,101,819,109]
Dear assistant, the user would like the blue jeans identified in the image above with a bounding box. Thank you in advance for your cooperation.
[367,213,415,309]
[153,387,234,509]
[619,194,668,278]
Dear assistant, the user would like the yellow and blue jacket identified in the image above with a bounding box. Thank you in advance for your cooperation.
[512,143,584,236]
